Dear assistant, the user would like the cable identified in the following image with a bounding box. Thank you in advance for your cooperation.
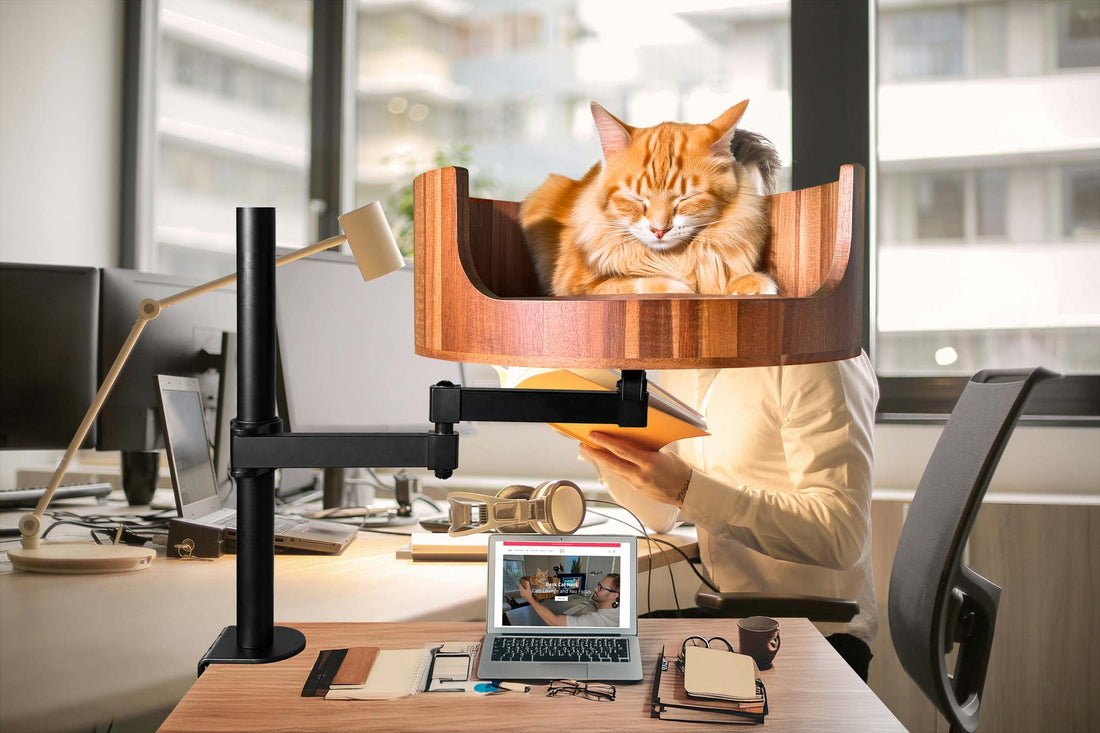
[416,496,441,512]
[586,497,719,604]
[646,535,718,593]
[584,500,663,613]
[357,527,415,536]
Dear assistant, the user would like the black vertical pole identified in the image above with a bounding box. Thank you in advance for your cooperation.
[197,208,305,675]
[236,207,277,651]
[791,0,871,351]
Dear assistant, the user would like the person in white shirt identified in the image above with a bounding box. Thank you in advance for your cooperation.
[580,353,879,680]
[518,573,622,628]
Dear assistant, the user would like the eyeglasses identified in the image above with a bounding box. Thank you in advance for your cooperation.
[595,582,618,595]
[678,636,734,673]
[546,679,616,702]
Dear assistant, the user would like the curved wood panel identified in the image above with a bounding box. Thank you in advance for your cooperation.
[414,165,864,369]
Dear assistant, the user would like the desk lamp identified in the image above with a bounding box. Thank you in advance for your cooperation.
[9,202,402,575]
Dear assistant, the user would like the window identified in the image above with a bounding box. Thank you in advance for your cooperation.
[502,557,525,592]
[886,168,1007,243]
[880,3,1006,82]
[353,1,793,255]
[1057,1,1100,69]
[1063,164,1100,237]
[876,0,1099,411]
[135,0,313,280]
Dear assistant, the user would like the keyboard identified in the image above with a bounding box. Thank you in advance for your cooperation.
[490,635,630,663]
[0,482,113,509]
[215,514,306,534]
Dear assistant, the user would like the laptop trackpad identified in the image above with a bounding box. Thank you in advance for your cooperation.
[540,663,588,679]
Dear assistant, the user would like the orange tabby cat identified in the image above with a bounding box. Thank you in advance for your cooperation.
[521,100,777,296]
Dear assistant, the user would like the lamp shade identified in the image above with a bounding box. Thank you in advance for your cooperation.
[338,202,405,282]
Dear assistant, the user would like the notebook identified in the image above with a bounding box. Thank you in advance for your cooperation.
[477,534,643,682]
[156,375,357,555]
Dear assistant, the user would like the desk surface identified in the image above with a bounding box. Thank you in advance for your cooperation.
[0,501,696,733]
[160,619,904,733]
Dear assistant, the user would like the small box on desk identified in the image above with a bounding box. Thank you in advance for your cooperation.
[168,518,226,559]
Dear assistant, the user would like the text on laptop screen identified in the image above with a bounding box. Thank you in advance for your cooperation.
[493,540,631,631]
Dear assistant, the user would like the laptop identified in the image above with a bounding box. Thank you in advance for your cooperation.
[155,374,357,555]
[478,534,643,682]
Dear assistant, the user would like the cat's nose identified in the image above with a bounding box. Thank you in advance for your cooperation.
[650,227,668,239]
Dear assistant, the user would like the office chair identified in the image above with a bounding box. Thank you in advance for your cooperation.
[694,367,1059,733]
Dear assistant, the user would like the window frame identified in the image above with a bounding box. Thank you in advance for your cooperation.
[121,0,353,273]
[791,0,1099,425]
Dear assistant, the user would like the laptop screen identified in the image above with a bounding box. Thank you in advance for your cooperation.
[157,376,221,518]
[489,537,635,634]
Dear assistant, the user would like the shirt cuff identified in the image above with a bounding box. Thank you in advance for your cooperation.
[679,470,744,525]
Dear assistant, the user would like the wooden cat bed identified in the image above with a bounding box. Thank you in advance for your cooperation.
[413,164,864,369]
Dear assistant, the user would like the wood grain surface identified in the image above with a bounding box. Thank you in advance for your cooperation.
[159,619,904,733]
[414,165,864,369]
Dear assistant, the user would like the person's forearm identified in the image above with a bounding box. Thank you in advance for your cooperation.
[681,473,867,569]
[527,599,566,627]
[604,470,681,534]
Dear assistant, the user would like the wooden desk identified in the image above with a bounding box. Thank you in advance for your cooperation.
[0,504,696,733]
[160,619,905,732]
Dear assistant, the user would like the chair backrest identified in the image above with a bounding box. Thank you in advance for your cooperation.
[888,368,1059,733]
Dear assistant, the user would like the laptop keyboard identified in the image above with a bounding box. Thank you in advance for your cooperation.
[490,636,630,663]
[215,514,305,534]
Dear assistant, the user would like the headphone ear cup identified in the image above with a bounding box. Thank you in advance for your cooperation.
[530,480,585,535]
[495,484,536,533]
[496,485,534,500]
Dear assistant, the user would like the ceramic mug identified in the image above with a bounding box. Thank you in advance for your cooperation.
[738,616,781,669]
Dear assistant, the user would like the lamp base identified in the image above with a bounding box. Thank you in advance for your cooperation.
[199,625,307,676]
[8,541,155,574]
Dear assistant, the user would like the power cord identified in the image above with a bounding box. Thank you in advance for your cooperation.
[585,497,719,612]
[584,499,674,613]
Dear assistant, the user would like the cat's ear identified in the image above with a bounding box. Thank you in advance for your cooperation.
[707,99,750,156]
[591,102,634,161]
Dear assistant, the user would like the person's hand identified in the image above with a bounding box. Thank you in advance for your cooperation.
[580,432,693,507]
[518,581,534,604]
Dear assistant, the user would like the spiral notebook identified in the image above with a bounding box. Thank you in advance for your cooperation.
[651,647,767,725]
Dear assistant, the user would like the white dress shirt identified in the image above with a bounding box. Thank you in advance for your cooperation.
[602,352,879,644]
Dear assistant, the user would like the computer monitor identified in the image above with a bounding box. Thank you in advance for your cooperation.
[97,267,236,454]
[274,252,464,433]
[0,263,99,450]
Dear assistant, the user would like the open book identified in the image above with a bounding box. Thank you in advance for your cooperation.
[495,367,707,451]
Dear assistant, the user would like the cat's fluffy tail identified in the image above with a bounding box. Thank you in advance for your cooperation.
[731,128,781,195]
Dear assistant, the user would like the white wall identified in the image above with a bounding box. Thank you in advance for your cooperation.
[0,0,124,490]
[0,0,123,267]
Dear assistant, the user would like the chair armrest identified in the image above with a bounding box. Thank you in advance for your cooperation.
[695,590,859,623]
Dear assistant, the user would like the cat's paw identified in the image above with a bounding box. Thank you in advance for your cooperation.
[725,273,778,295]
[634,277,694,294]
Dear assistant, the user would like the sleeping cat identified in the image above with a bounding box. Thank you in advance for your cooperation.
[521,100,779,296]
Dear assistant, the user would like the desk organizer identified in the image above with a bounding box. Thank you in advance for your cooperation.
[414,164,863,369]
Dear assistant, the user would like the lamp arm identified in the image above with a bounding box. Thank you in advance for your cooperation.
[18,312,153,549]
[17,234,352,551]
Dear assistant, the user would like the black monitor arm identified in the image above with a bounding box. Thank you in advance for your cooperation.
[230,373,648,481]
[201,207,649,676]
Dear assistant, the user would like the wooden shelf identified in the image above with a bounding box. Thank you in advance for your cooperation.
[414,164,864,369]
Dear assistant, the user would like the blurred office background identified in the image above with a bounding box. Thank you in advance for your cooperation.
[1,2,1097,731]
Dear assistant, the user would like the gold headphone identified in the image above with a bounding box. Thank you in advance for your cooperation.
[446,480,587,536]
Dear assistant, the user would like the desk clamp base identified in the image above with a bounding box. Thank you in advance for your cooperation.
[198,625,306,677]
